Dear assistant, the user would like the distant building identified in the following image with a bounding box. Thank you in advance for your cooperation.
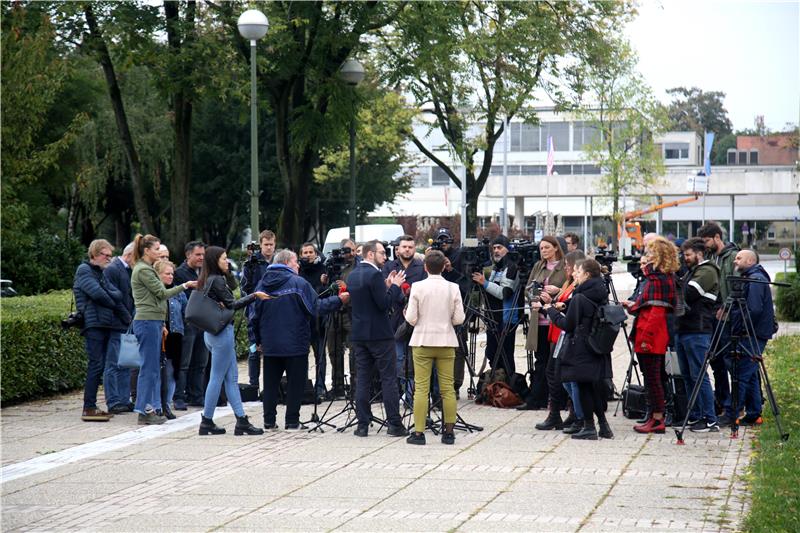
[728,132,798,166]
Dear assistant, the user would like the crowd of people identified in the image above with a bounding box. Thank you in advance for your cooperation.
[72,220,776,442]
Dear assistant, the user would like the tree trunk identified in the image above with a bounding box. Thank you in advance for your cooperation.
[83,4,154,235]
[165,1,194,252]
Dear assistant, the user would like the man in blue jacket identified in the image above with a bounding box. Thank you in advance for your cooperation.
[252,249,347,430]
[103,242,135,413]
[725,250,774,425]
[347,240,408,437]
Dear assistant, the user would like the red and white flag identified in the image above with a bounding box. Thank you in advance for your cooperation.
[546,135,555,176]
[443,186,448,209]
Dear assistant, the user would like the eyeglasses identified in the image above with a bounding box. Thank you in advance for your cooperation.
[99,252,113,259]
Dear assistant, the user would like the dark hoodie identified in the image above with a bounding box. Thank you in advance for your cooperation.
[730,264,775,341]
[251,264,342,357]
[546,275,612,383]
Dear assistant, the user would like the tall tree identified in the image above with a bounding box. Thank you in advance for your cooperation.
[580,43,668,249]
[377,0,632,232]
[209,1,406,247]
[667,86,733,162]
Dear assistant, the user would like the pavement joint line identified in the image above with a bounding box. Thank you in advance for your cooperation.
[575,431,651,532]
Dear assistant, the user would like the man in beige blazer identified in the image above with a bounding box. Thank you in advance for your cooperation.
[404,251,466,445]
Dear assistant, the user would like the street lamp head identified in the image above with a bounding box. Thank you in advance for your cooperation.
[339,58,365,86]
[238,9,268,41]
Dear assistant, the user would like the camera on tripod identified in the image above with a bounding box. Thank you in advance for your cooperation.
[428,232,454,252]
[623,252,643,280]
[461,239,491,274]
[506,239,540,279]
[324,247,352,281]
[595,245,618,270]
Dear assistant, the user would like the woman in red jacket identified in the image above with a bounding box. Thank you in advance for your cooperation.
[623,237,679,434]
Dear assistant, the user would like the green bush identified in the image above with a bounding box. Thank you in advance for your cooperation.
[775,272,800,321]
[1,290,87,403]
[1,229,85,295]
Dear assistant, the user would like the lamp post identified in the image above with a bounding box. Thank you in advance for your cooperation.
[340,59,365,242]
[237,9,269,240]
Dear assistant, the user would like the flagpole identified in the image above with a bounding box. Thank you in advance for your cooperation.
[502,117,509,233]
[546,135,553,235]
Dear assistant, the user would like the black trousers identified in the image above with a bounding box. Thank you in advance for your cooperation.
[528,325,550,408]
[352,340,401,428]
[262,355,308,426]
[453,326,468,391]
[485,324,517,376]
[577,380,608,426]
[546,341,567,411]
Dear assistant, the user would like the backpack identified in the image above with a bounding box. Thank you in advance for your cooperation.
[585,298,627,355]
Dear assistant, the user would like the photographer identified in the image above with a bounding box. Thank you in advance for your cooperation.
[623,237,679,434]
[521,236,567,410]
[471,235,522,376]
[299,242,327,399]
[383,235,427,403]
[725,250,774,425]
[675,238,720,432]
[242,230,276,389]
[322,239,358,398]
[74,239,132,422]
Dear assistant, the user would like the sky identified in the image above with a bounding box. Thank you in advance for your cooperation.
[625,0,799,132]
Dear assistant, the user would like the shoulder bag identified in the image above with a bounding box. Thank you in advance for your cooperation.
[118,322,142,369]
[185,277,234,335]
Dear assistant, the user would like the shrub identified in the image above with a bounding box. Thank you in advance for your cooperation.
[1,290,86,403]
[775,272,800,321]
[1,229,85,295]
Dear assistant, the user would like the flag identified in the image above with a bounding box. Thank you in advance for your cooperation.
[704,131,715,176]
[443,186,448,210]
[546,135,555,176]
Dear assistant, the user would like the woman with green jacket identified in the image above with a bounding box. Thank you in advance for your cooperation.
[131,234,197,425]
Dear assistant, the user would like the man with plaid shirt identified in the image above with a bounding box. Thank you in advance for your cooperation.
[676,238,721,432]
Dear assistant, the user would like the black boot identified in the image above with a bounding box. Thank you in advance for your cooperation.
[234,415,264,436]
[163,405,176,420]
[199,416,225,435]
[598,417,614,439]
[562,409,577,428]
[572,419,598,440]
[535,410,564,431]
[562,419,583,435]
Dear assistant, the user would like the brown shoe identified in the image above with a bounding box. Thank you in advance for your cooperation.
[82,408,112,422]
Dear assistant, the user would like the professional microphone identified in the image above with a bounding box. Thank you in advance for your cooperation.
[401,282,411,296]
[337,281,348,295]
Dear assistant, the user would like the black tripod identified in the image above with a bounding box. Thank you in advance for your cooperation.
[675,276,789,444]
[607,268,643,417]
[307,306,352,433]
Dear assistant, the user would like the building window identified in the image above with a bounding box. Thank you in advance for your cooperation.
[520,165,545,175]
[431,166,453,186]
[738,151,748,165]
[543,122,570,151]
[750,150,758,165]
[520,123,540,151]
[727,149,737,165]
[664,142,690,159]
[552,164,573,175]
[581,164,602,175]
[573,121,601,150]
[411,167,430,187]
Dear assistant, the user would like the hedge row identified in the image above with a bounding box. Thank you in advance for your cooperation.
[1,290,251,404]
[1,291,86,403]
[775,272,800,321]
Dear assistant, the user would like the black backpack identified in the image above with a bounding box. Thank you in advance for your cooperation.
[585,298,627,355]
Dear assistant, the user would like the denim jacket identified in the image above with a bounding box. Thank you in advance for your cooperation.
[166,291,188,335]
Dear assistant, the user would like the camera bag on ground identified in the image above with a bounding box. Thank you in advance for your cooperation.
[276,377,316,405]
[621,384,648,420]
[586,300,627,355]
[479,382,523,408]
[238,383,259,403]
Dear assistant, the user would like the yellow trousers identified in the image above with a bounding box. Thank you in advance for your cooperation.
[412,346,457,433]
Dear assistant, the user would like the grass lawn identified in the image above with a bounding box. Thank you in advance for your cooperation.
[744,334,800,533]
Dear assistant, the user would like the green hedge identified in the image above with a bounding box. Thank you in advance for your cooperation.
[1,290,252,404]
[1,290,86,403]
[775,272,800,321]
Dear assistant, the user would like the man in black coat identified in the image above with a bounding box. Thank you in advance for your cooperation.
[346,240,408,437]
[299,242,328,398]
[173,240,207,408]
[103,242,135,413]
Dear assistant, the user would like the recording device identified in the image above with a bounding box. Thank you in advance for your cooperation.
[461,239,491,274]
[525,280,544,306]
[623,252,643,280]
[595,245,618,269]
[61,311,84,330]
[428,232,454,252]
[246,241,259,253]
[324,247,352,281]
[506,239,541,278]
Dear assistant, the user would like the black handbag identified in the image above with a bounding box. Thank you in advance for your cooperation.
[185,279,234,335]
[394,320,414,343]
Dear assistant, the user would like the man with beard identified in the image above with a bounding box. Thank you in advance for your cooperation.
[697,222,740,413]
[299,242,328,399]
[725,250,774,426]
[471,235,522,376]
[382,235,427,402]
[676,238,720,432]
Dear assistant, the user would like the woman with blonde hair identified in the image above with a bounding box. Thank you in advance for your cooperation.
[623,236,679,434]
[153,259,187,419]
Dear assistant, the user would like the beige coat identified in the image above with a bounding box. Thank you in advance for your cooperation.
[525,258,568,352]
[404,275,465,347]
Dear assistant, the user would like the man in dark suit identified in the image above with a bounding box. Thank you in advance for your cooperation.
[103,242,135,413]
[347,240,408,437]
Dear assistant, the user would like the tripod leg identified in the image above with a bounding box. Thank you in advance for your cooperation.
[756,356,789,441]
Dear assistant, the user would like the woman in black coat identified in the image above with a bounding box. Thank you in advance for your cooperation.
[544,259,613,440]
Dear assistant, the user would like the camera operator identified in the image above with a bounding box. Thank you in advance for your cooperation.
[697,222,739,414]
[383,235,427,403]
[471,235,522,376]
[675,238,720,432]
[299,242,327,400]
[627,232,659,303]
[520,236,567,410]
[242,230,276,389]
[321,238,358,398]
[436,228,470,397]
[725,250,774,426]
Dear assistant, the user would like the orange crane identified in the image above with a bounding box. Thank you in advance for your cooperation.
[620,195,700,251]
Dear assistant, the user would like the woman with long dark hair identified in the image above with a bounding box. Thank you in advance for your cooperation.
[197,246,268,436]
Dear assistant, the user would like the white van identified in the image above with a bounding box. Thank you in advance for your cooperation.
[322,224,406,256]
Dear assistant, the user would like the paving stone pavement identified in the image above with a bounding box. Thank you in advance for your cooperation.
[4,304,788,531]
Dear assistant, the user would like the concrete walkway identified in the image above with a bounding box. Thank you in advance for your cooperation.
[6,313,787,533]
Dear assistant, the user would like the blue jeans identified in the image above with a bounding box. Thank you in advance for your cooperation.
[103,331,129,409]
[562,381,584,420]
[84,328,113,410]
[396,340,414,405]
[203,325,244,419]
[675,332,716,423]
[133,320,164,414]
[724,338,766,419]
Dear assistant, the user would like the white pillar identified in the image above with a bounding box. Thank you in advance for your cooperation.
[656,195,663,235]
[514,196,525,232]
[583,196,589,252]
[730,194,735,242]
